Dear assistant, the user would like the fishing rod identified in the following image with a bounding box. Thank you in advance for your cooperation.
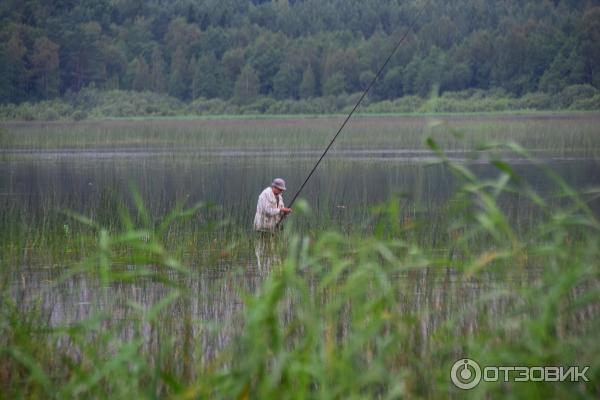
[277,3,426,228]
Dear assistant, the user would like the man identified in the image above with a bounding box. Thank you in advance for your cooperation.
[253,178,292,232]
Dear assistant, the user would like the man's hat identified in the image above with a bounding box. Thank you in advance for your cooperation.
[271,178,286,191]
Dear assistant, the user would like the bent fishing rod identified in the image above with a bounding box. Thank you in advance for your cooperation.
[277,4,426,228]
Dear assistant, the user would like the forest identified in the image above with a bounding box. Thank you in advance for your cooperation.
[1,0,599,116]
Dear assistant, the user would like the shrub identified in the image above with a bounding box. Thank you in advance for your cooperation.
[392,95,424,112]
[516,92,556,110]
[559,84,599,108]
[72,110,88,121]
[440,89,479,100]
[1,86,598,121]
[40,108,59,121]
[570,94,600,110]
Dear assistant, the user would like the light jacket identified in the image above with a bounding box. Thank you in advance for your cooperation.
[253,187,284,232]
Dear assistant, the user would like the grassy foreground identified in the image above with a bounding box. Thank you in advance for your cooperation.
[1,139,598,399]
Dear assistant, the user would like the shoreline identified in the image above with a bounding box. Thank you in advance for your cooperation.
[2,109,600,124]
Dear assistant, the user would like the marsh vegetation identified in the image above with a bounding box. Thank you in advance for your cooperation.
[0,114,599,398]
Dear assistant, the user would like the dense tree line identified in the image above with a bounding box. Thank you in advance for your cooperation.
[1,0,599,105]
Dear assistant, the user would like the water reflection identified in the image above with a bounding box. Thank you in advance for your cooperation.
[12,258,523,364]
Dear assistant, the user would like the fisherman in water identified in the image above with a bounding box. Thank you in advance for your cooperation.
[253,178,292,271]
[253,178,292,232]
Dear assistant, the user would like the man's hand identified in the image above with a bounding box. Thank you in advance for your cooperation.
[280,207,292,215]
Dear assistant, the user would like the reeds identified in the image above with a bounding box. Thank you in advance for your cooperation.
[1,134,598,398]
[1,114,599,158]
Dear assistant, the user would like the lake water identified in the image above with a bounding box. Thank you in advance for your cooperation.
[1,115,599,363]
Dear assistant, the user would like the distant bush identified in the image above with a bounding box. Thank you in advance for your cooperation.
[440,89,480,100]
[312,96,338,114]
[41,108,60,121]
[364,99,394,113]
[72,110,88,121]
[391,96,424,112]
[559,84,599,109]
[188,98,239,115]
[239,97,277,114]
[0,85,598,121]
[418,95,514,113]
[516,92,556,110]
[570,94,600,110]
[252,97,277,113]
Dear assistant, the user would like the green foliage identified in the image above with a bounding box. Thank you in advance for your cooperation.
[2,86,600,121]
[168,47,190,99]
[299,67,317,99]
[571,94,600,110]
[273,63,303,100]
[559,84,600,109]
[0,0,599,107]
[234,64,260,105]
[322,72,346,97]
[190,55,208,99]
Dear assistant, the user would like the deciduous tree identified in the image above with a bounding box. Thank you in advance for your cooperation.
[30,37,60,98]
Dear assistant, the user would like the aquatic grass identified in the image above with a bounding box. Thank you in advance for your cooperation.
[1,114,599,158]
[1,119,599,398]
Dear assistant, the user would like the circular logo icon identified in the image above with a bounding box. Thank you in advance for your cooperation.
[450,358,482,390]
